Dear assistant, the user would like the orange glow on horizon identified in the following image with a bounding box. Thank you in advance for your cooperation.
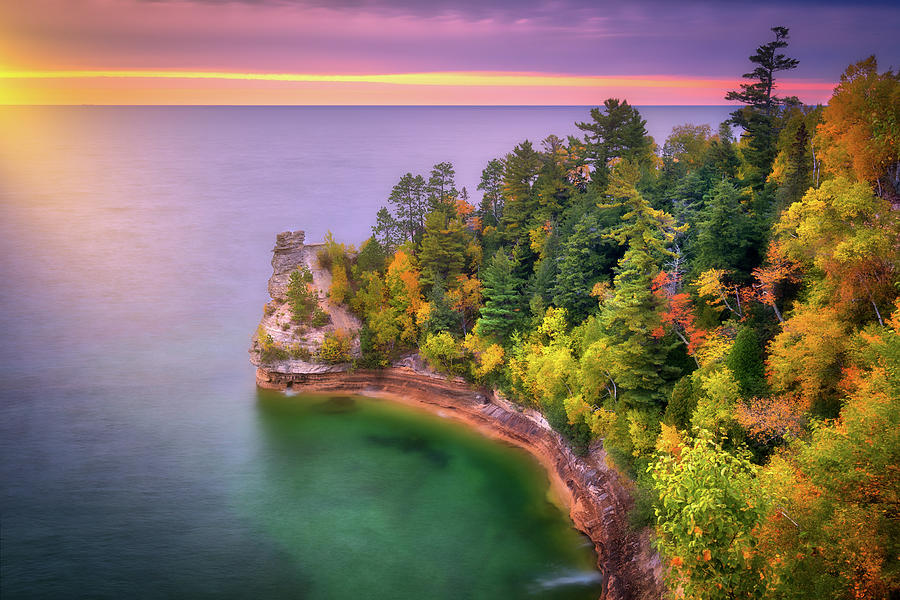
[0,69,836,106]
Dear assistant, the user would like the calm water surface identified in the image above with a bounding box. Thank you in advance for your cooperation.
[0,106,731,598]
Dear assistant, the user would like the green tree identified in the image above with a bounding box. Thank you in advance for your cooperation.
[476,250,526,341]
[726,326,767,398]
[418,208,469,293]
[426,161,458,210]
[552,208,621,321]
[355,236,388,274]
[576,98,653,191]
[535,134,576,221]
[726,26,800,189]
[372,207,401,250]
[500,141,543,238]
[388,173,427,243]
[477,158,505,228]
[773,107,821,213]
[691,179,760,280]
[651,430,767,600]
[587,161,683,409]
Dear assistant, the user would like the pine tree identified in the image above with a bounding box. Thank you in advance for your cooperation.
[576,98,653,191]
[418,208,468,293]
[426,162,458,211]
[552,208,621,321]
[726,26,800,189]
[388,173,427,242]
[372,207,401,250]
[476,250,526,341]
[590,161,683,408]
[500,141,542,238]
[691,179,760,280]
[477,158,505,229]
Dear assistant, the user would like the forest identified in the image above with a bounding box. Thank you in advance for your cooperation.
[311,28,899,599]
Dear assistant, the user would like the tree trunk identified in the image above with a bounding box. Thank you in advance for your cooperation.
[772,301,784,323]
[872,300,885,327]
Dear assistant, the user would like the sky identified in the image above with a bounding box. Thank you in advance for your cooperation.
[1,0,897,105]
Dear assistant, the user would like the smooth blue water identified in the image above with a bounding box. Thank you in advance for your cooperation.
[0,106,731,599]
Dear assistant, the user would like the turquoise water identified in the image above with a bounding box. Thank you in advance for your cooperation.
[0,106,731,598]
[248,393,602,599]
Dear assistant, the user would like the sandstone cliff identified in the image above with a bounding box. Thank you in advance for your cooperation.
[249,230,361,373]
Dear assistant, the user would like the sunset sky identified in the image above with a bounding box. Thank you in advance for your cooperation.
[1,0,897,105]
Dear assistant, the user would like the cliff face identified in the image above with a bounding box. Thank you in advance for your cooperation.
[250,230,360,372]
[255,365,665,600]
[268,230,307,299]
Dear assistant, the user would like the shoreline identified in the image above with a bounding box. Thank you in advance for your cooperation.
[256,365,664,600]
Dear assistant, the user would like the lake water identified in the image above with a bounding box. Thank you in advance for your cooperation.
[0,106,732,598]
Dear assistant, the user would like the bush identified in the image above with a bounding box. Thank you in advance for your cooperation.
[318,231,354,274]
[289,344,311,361]
[317,330,352,363]
[257,325,289,362]
[420,332,463,374]
[287,267,317,323]
[311,306,330,328]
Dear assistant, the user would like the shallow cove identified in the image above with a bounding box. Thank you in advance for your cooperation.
[250,390,604,600]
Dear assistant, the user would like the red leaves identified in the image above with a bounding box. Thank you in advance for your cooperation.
[752,243,800,322]
[652,270,707,354]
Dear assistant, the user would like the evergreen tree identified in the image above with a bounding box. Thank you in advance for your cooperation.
[773,108,820,213]
[691,179,760,280]
[372,206,402,250]
[576,98,653,191]
[589,161,683,408]
[426,162,458,210]
[727,326,768,398]
[388,173,427,242]
[552,208,621,321]
[476,250,526,341]
[356,235,388,274]
[726,26,800,189]
[418,208,468,293]
[477,158,505,228]
[423,275,458,335]
[500,140,542,238]
[535,134,575,222]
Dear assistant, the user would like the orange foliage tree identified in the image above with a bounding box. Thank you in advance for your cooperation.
[650,270,706,363]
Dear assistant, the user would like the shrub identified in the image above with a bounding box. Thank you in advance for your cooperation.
[311,306,330,328]
[420,331,462,374]
[257,325,289,362]
[287,267,317,323]
[317,330,352,363]
[289,344,311,361]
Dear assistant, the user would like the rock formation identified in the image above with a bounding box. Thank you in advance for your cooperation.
[268,230,307,299]
[249,230,361,373]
